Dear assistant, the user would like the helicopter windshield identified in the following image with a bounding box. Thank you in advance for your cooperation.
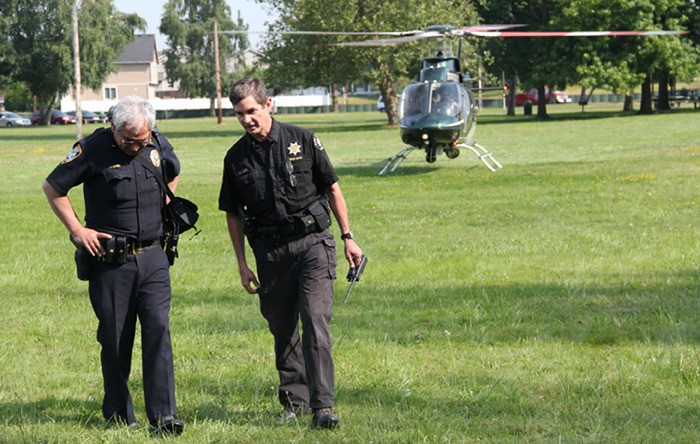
[432,83,462,117]
[401,83,431,117]
[400,82,469,119]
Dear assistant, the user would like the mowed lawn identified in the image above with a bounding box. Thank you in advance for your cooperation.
[0,104,698,442]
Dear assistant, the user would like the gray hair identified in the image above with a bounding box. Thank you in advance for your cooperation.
[229,77,269,106]
[110,96,156,133]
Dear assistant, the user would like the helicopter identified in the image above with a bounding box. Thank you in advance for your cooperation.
[218,24,687,174]
[377,45,502,175]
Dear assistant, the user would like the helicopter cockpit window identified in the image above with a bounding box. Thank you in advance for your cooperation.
[433,83,462,117]
[401,83,430,117]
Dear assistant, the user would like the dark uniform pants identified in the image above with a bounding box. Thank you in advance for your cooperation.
[88,247,177,425]
[252,230,337,410]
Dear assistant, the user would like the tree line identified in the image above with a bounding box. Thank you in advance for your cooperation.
[1,0,698,124]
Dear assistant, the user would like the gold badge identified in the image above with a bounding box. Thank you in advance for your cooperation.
[62,144,83,163]
[149,149,161,168]
[287,142,302,157]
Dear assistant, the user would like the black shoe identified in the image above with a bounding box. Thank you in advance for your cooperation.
[151,415,184,435]
[106,415,139,429]
[312,407,339,429]
[276,405,309,424]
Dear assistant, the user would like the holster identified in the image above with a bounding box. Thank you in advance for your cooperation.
[74,247,91,281]
[162,231,179,266]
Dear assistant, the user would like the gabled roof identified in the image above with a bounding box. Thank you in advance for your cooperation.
[115,34,157,64]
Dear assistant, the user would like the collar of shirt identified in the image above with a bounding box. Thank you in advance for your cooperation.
[244,118,281,146]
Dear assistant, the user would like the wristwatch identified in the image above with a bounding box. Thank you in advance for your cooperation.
[340,231,354,240]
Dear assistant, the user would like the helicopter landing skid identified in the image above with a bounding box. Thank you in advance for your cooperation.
[378,146,420,175]
[459,142,503,172]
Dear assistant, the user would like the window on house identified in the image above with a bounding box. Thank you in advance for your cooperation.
[104,87,117,100]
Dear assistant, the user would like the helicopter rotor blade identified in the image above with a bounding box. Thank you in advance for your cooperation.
[336,31,443,47]
[217,30,417,36]
[454,24,527,34]
[470,30,689,37]
[217,25,688,44]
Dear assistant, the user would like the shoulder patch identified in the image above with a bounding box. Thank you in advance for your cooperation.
[313,135,324,151]
[62,144,83,163]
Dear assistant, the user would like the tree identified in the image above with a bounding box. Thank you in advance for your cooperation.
[558,0,698,114]
[159,0,247,114]
[478,0,578,119]
[259,0,479,125]
[1,0,145,124]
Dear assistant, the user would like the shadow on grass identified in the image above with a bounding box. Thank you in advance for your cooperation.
[333,269,700,346]
[478,106,699,126]
[174,268,700,347]
[0,132,79,142]
[334,163,442,178]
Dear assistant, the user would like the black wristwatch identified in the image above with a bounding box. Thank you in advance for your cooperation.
[340,231,354,240]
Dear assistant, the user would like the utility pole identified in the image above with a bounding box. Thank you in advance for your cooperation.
[72,0,83,139]
[214,20,223,124]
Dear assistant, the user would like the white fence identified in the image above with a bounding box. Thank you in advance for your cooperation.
[60,95,330,113]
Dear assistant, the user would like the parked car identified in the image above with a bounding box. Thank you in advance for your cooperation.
[31,109,77,125]
[377,94,400,113]
[377,96,386,112]
[510,87,572,106]
[67,110,108,124]
[0,111,31,127]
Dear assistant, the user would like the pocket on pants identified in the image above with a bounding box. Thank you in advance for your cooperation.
[320,237,337,280]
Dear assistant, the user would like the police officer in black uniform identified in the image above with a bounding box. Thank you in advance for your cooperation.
[219,78,363,429]
[42,96,184,435]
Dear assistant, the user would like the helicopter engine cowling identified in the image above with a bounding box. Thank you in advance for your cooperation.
[400,113,461,149]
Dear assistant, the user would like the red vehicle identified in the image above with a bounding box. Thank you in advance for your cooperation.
[30,109,77,125]
[511,87,572,106]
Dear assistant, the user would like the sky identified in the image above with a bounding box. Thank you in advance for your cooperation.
[112,0,279,51]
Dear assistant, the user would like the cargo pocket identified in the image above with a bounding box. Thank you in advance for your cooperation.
[321,237,337,280]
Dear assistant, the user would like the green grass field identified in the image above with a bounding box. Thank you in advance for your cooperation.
[0,104,698,442]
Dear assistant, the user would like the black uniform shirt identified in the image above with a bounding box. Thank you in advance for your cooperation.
[46,127,180,241]
[219,119,339,225]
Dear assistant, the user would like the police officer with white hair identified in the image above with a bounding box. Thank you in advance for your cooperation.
[42,96,184,434]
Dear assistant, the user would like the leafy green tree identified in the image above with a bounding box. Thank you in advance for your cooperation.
[479,0,698,116]
[1,0,145,124]
[159,0,247,113]
[558,0,698,114]
[478,0,577,119]
[4,82,33,112]
[258,0,361,113]
[259,0,479,124]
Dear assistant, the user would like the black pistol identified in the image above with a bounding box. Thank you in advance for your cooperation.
[344,255,367,304]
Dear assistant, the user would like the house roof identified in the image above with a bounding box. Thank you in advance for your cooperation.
[115,34,157,64]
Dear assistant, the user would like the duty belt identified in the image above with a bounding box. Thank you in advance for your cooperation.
[253,215,317,240]
[126,238,161,254]
[96,237,161,264]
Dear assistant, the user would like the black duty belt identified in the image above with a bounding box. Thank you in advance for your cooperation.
[126,238,161,254]
[96,237,161,265]
[254,215,318,240]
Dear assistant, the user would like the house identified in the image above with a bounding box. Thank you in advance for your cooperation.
[226,48,263,73]
[155,53,186,99]
[63,34,159,111]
